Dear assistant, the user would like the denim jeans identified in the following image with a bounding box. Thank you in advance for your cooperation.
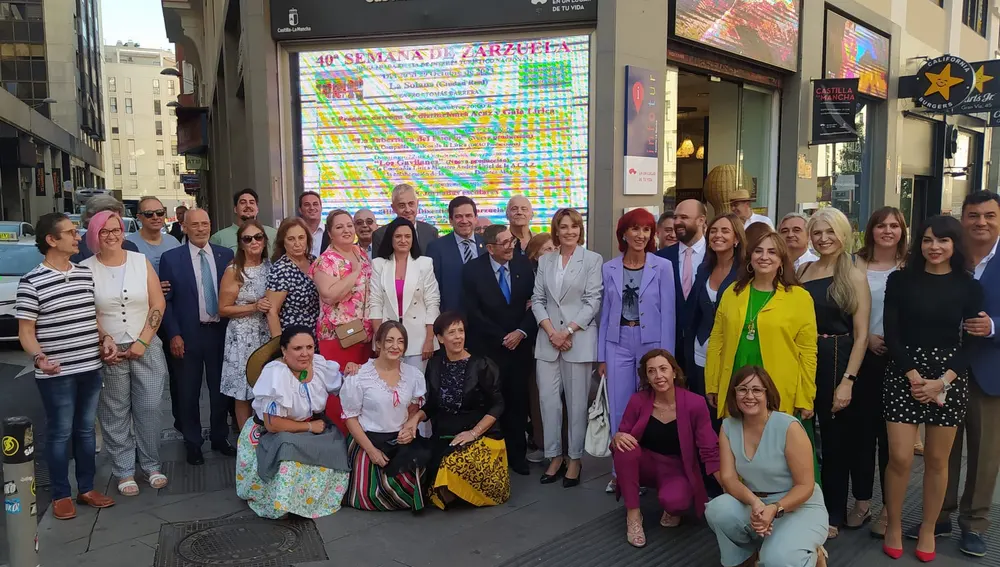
[35,370,102,500]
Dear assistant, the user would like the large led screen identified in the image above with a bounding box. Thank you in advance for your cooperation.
[674,0,800,71]
[297,35,591,231]
[824,11,889,99]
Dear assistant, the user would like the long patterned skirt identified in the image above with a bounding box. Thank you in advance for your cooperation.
[430,436,510,510]
[235,421,350,519]
[344,434,427,511]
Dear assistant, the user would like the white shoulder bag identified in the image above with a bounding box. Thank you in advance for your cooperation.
[585,374,612,458]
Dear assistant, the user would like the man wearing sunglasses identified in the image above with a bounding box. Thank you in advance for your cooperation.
[126,196,180,276]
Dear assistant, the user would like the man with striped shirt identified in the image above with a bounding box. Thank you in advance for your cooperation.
[16,213,117,520]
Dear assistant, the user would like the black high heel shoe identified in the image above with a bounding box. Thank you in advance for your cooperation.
[540,461,567,484]
[563,464,582,488]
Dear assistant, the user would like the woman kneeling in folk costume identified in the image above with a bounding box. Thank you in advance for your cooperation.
[421,312,510,509]
[342,321,431,511]
[236,325,355,519]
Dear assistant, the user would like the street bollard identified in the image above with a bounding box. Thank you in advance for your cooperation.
[3,416,38,567]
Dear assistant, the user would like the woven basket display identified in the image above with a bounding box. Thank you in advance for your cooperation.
[703,164,754,215]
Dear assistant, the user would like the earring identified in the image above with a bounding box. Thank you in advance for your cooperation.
[778,265,784,277]
[746,262,754,274]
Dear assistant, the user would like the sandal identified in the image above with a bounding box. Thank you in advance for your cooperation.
[626,515,646,548]
[660,511,681,527]
[117,478,139,497]
[817,546,829,567]
[828,526,840,539]
[146,472,168,489]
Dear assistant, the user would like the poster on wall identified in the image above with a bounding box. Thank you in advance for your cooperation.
[955,60,1000,113]
[34,164,44,197]
[674,0,800,71]
[811,78,859,145]
[296,35,591,230]
[624,65,661,196]
[824,10,889,99]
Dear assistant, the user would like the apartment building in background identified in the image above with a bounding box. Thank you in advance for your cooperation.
[102,41,185,212]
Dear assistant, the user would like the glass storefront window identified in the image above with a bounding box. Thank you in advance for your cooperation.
[815,102,870,232]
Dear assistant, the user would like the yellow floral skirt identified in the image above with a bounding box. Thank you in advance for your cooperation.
[430,436,510,510]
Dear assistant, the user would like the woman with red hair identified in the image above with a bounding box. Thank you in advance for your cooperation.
[598,208,677,492]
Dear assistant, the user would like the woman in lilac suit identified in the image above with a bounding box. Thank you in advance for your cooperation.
[599,208,676,492]
[612,349,719,547]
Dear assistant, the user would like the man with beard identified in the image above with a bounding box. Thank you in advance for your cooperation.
[370,183,439,254]
[655,199,707,368]
[209,188,278,254]
[506,195,534,256]
[297,191,324,257]
[779,212,818,270]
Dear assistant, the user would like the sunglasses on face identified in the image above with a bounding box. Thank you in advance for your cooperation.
[140,209,167,218]
[355,219,375,226]
[240,233,266,244]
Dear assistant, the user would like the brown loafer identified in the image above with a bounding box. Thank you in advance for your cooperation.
[52,497,77,520]
[76,490,115,509]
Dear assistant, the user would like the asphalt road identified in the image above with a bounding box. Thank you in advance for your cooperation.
[0,343,47,566]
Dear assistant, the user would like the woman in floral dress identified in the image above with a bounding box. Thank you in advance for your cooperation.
[220,221,272,429]
[236,325,356,519]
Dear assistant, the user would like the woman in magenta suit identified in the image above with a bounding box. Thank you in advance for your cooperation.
[612,348,720,547]
[599,208,676,492]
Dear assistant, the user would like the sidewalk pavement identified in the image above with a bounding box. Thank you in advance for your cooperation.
[27,380,1000,567]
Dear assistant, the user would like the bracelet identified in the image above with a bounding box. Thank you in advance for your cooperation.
[136,338,149,348]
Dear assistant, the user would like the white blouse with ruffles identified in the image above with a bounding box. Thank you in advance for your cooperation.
[340,360,426,433]
[251,355,343,421]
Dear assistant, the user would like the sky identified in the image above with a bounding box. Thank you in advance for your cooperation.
[101,0,173,51]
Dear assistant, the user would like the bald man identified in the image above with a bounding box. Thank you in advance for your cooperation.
[506,195,534,256]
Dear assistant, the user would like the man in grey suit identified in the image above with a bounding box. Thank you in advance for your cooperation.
[370,183,439,255]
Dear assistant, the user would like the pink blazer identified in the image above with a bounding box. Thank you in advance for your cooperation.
[615,388,720,517]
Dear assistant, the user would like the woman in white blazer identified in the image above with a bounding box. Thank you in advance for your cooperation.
[370,217,441,370]
[531,208,604,487]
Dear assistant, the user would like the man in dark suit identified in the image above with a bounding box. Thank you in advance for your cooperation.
[463,224,536,475]
[655,199,707,371]
[426,196,485,314]
[168,205,187,243]
[159,208,235,466]
[937,191,1000,556]
[370,183,439,254]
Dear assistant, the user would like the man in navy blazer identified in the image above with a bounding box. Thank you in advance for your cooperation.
[159,208,235,466]
[938,191,1000,556]
[655,199,707,370]
[426,196,485,314]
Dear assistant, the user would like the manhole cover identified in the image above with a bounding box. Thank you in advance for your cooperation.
[177,523,298,564]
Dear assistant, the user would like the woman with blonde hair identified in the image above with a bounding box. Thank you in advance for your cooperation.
[797,207,871,539]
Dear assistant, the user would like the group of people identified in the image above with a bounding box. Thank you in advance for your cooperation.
[16,182,1000,567]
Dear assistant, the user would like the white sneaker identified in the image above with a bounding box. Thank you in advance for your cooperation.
[526,449,544,463]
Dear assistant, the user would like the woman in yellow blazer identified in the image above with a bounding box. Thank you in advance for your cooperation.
[706,231,818,419]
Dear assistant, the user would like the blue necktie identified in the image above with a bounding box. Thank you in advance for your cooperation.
[200,249,218,317]
[498,265,511,304]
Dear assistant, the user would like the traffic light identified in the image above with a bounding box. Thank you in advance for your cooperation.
[945,125,959,159]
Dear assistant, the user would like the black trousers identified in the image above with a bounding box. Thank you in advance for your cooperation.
[814,334,853,527]
[177,323,230,451]
[159,326,182,431]
[494,351,531,465]
[850,350,889,501]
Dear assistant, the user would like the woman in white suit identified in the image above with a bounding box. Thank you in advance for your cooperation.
[369,217,441,370]
[531,208,604,487]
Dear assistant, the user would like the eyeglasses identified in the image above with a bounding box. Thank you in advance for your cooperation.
[140,209,167,218]
[240,233,266,244]
[99,228,123,238]
[735,386,767,398]
[491,238,515,248]
[355,219,375,226]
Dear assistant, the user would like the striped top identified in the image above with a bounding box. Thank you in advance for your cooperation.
[16,263,102,379]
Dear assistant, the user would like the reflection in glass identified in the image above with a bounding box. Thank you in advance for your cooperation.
[815,103,868,232]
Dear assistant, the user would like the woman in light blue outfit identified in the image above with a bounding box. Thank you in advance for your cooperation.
[706,365,829,567]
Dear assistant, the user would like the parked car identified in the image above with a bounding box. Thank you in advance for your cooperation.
[0,242,43,341]
[0,221,35,242]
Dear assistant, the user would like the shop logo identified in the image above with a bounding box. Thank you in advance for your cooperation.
[916,55,975,112]
[288,8,298,26]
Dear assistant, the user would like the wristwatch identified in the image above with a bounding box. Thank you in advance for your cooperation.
[567,326,575,335]
[941,378,953,392]
[843,372,857,382]
[774,504,785,518]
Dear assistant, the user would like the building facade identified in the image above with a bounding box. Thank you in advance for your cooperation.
[102,42,185,212]
[0,0,106,223]
[161,0,998,258]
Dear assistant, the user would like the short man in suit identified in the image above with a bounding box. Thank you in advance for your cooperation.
[426,196,485,314]
[168,205,187,243]
[655,199,707,370]
[160,208,236,466]
[937,191,1000,556]
[463,224,536,475]
[370,183,439,254]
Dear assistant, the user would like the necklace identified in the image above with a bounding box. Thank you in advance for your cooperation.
[745,289,775,341]
[43,261,71,282]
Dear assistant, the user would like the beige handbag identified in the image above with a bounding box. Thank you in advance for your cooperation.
[334,262,370,348]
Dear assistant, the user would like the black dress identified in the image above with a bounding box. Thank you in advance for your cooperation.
[803,276,854,527]
[883,269,983,426]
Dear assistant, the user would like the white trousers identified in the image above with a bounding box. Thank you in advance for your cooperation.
[536,357,590,460]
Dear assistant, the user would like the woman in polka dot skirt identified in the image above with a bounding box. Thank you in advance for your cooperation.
[881,215,983,562]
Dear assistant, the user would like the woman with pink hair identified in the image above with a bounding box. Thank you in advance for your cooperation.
[81,211,169,496]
